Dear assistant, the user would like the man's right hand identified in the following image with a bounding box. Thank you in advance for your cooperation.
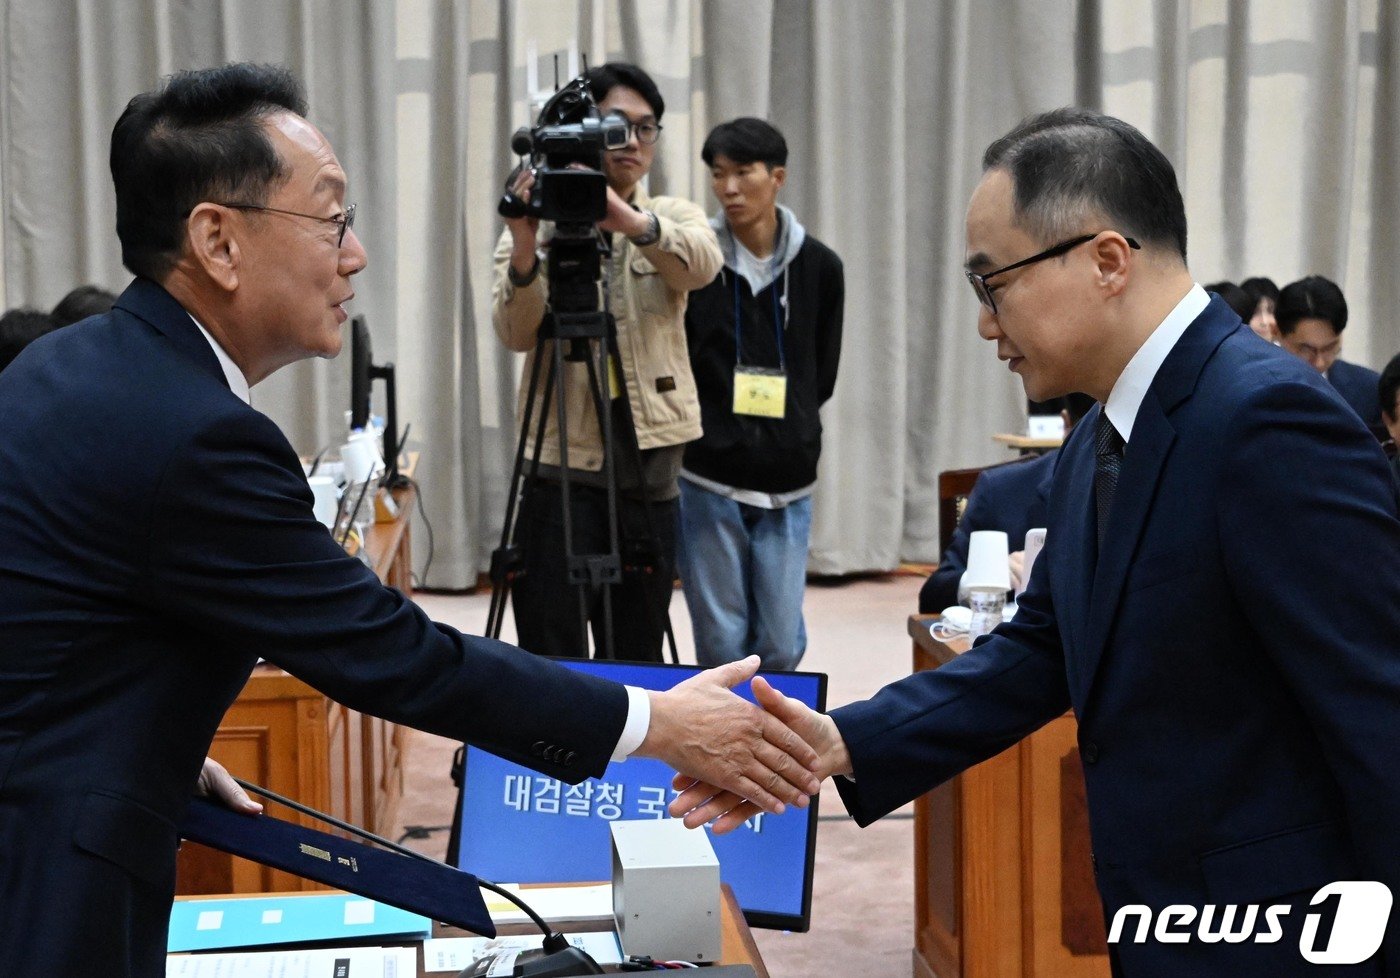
[636,656,823,823]
[664,673,852,835]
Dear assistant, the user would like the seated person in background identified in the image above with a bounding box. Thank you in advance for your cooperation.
[1203,280,1254,323]
[51,284,117,327]
[1380,352,1400,481]
[1276,275,1382,427]
[0,307,58,373]
[1240,275,1279,342]
[919,393,1093,613]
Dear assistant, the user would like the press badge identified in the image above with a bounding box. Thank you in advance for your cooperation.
[733,366,787,418]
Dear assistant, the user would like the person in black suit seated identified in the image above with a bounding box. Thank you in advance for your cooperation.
[919,392,1093,612]
[0,64,820,978]
[1276,275,1382,427]
[0,307,57,373]
[1380,352,1400,482]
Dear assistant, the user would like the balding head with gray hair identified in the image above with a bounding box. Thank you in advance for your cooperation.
[982,107,1188,263]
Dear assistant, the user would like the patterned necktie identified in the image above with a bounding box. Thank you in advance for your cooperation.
[1095,413,1124,548]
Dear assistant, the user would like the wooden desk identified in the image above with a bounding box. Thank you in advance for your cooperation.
[909,615,1108,978]
[175,483,417,895]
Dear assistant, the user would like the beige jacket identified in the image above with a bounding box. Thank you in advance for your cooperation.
[491,188,722,471]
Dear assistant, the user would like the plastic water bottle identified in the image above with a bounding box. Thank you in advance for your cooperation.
[967,586,1005,640]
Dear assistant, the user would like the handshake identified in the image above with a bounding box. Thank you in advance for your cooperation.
[197,656,852,836]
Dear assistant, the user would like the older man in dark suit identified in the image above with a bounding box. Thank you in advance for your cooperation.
[676,109,1400,976]
[0,64,819,978]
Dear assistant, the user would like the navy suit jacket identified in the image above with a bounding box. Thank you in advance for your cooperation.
[836,298,1400,975]
[1329,357,1383,428]
[919,450,1054,613]
[0,280,629,977]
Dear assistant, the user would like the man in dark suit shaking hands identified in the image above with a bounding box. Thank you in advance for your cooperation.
[0,64,820,978]
[675,109,1400,976]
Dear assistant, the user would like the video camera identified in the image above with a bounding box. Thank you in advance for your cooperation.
[498,75,629,227]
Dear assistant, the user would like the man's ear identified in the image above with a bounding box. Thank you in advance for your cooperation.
[1090,231,1134,298]
[184,203,241,293]
[771,164,787,191]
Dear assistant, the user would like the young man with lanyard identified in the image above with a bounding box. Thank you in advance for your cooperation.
[677,118,844,670]
[492,63,722,661]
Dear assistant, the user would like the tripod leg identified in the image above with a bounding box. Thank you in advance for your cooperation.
[486,342,555,640]
[581,348,621,660]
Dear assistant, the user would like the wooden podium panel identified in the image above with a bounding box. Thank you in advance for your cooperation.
[910,615,1109,978]
[175,484,415,895]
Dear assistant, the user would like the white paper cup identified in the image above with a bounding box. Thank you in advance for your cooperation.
[965,530,1011,591]
[341,431,383,485]
[307,476,339,529]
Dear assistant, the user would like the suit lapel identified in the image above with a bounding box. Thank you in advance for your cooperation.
[1073,297,1240,708]
[1054,419,1100,703]
[113,278,229,390]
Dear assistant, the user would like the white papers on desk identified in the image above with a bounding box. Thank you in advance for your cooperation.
[166,945,416,978]
[422,933,623,973]
[482,883,613,923]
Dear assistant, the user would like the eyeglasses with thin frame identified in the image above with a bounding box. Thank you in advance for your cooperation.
[622,120,663,145]
[215,201,357,247]
[966,231,1140,315]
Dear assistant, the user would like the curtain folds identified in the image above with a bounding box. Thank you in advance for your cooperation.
[3,0,1397,586]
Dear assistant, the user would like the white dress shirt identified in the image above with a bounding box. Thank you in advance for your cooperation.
[1103,284,1209,443]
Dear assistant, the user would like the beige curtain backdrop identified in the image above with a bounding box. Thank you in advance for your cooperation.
[3,0,1398,589]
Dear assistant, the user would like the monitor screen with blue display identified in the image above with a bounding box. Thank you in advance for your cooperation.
[450,659,826,931]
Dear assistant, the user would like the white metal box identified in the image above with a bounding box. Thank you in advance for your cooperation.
[610,818,722,963]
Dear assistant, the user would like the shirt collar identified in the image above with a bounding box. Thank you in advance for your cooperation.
[188,313,251,404]
[1104,284,1209,442]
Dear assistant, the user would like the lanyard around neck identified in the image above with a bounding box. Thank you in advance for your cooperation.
[733,256,788,371]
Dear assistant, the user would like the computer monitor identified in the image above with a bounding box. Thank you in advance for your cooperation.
[349,315,403,486]
[450,659,827,931]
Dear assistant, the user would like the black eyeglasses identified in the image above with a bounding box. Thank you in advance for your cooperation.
[625,121,663,145]
[217,201,357,247]
[966,231,1140,315]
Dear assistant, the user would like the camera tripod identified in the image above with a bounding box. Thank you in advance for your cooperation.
[484,237,679,662]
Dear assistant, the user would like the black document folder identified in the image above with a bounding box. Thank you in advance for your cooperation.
[179,796,496,937]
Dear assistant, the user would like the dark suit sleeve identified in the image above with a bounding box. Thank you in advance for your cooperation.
[141,407,628,782]
[1216,380,1400,915]
[815,251,844,406]
[835,540,1070,824]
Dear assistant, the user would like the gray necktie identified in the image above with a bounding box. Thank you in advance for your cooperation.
[1095,413,1124,548]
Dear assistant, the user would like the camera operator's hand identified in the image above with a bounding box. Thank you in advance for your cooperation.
[505,167,540,278]
[597,183,654,238]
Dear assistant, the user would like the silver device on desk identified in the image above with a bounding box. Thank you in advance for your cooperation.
[611,819,722,963]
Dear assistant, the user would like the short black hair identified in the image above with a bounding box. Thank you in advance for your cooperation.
[701,118,788,168]
[1380,352,1400,423]
[1203,281,1255,321]
[50,285,117,328]
[1239,276,1279,304]
[982,107,1188,260]
[110,62,307,282]
[1276,275,1348,336]
[584,62,664,120]
[0,308,59,373]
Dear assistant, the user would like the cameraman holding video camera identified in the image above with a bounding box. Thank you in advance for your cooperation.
[492,62,722,661]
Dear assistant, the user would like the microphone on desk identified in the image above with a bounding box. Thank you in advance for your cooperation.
[181,779,603,977]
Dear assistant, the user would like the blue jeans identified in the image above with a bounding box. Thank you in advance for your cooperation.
[675,479,812,670]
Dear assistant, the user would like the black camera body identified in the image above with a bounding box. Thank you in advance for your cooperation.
[498,77,628,226]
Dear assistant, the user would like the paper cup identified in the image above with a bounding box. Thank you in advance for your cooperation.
[965,530,1011,591]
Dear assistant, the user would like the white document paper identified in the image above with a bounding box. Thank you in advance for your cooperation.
[482,883,614,923]
[167,945,415,978]
[421,932,623,973]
